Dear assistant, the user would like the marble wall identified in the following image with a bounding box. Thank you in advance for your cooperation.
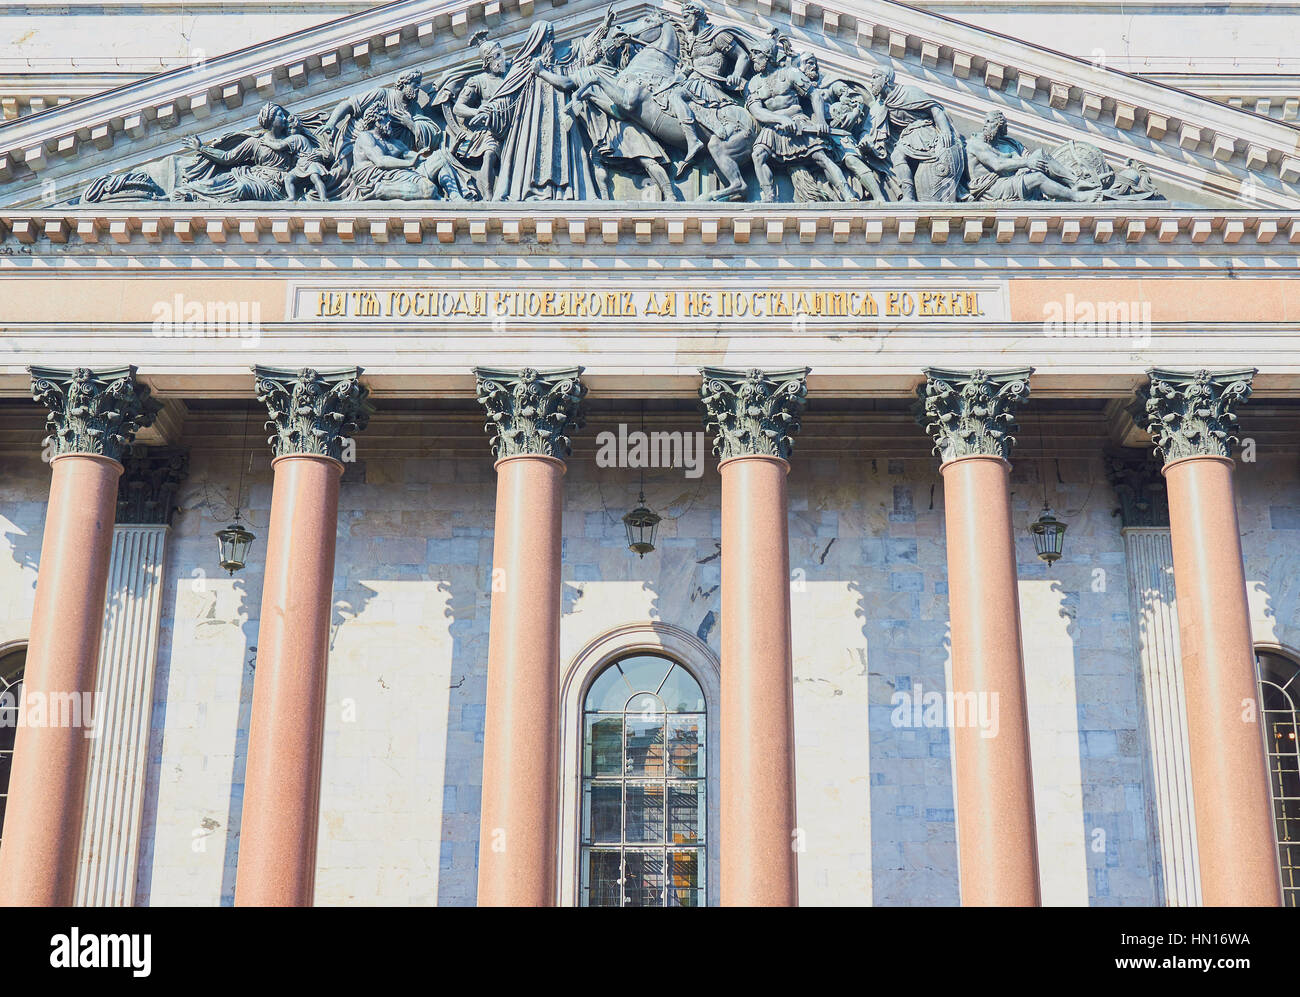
[0,426,1296,906]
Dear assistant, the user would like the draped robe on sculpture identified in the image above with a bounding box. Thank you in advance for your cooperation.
[491,21,597,201]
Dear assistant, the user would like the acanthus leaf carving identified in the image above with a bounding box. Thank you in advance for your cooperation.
[1136,367,1256,463]
[473,366,587,461]
[29,365,163,462]
[116,447,190,526]
[699,366,809,462]
[252,365,373,461]
[915,366,1033,462]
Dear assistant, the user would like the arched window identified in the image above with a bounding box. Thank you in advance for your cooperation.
[1257,647,1300,907]
[0,643,26,845]
[579,653,706,907]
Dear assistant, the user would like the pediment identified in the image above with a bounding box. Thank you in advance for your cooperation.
[0,0,1296,211]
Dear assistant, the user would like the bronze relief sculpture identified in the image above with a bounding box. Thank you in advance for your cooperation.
[81,4,1167,206]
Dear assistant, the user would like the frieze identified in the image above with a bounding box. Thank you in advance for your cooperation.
[73,3,1166,208]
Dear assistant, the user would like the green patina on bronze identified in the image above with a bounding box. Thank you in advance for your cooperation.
[252,365,373,461]
[1137,367,1256,464]
[915,366,1033,462]
[699,366,809,461]
[29,365,162,462]
[473,366,587,460]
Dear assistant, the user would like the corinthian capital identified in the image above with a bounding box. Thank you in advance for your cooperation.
[1137,368,1256,463]
[698,367,810,462]
[252,366,372,461]
[29,365,162,462]
[915,367,1033,462]
[473,366,587,461]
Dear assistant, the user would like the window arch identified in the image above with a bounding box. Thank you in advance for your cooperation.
[0,642,26,846]
[579,652,707,907]
[1256,646,1300,907]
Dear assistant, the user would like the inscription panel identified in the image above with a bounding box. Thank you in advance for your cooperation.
[289,281,1010,325]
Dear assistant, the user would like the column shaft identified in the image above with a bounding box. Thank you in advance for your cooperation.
[234,454,342,906]
[719,455,798,906]
[477,455,564,906]
[941,454,1040,906]
[1164,455,1280,905]
[0,454,121,905]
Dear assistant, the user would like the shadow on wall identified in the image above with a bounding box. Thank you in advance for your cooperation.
[0,456,48,643]
[133,468,263,907]
[1015,454,1158,908]
[852,468,960,907]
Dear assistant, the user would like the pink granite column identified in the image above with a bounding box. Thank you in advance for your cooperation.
[701,367,808,907]
[1141,368,1280,906]
[235,367,370,907]
[919,367,1040,907]
[0,366,158,906]
[473,367,585,907]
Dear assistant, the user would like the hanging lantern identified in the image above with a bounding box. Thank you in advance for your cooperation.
[216,518,255,574]
[623,492,661,558]
[1029,506,1067,564]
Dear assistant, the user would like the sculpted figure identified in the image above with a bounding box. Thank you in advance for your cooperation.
[874,70,964,202]
[745,40,855,202]
[437,31,511,196]
[82,171,168,204]
[324,70,442,154]
[172,102,321,202]
[965,111,1100,202]
[341,104,466,201]
[666,0,752,176]
[537,8,756,201]
[491,21,597,200]
[531,7,677,199]
[799,52,890,201]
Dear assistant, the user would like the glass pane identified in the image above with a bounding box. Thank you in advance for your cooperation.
[623,851,665,907]
[585,715,623,777]
[583,849,622,907]
[615,655,674,696]
[624,716,665,777]
[583,782,622,844]
[584,665,629,712]
[668,716,703,777]
[659,664,706,713]
[667,850,701,907]
[625,784,665,843]
[668,782,703,845]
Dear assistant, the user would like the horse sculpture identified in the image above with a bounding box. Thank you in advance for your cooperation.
[536,12,756,201]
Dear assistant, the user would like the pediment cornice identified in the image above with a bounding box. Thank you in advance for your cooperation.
[0,0,1297,208]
